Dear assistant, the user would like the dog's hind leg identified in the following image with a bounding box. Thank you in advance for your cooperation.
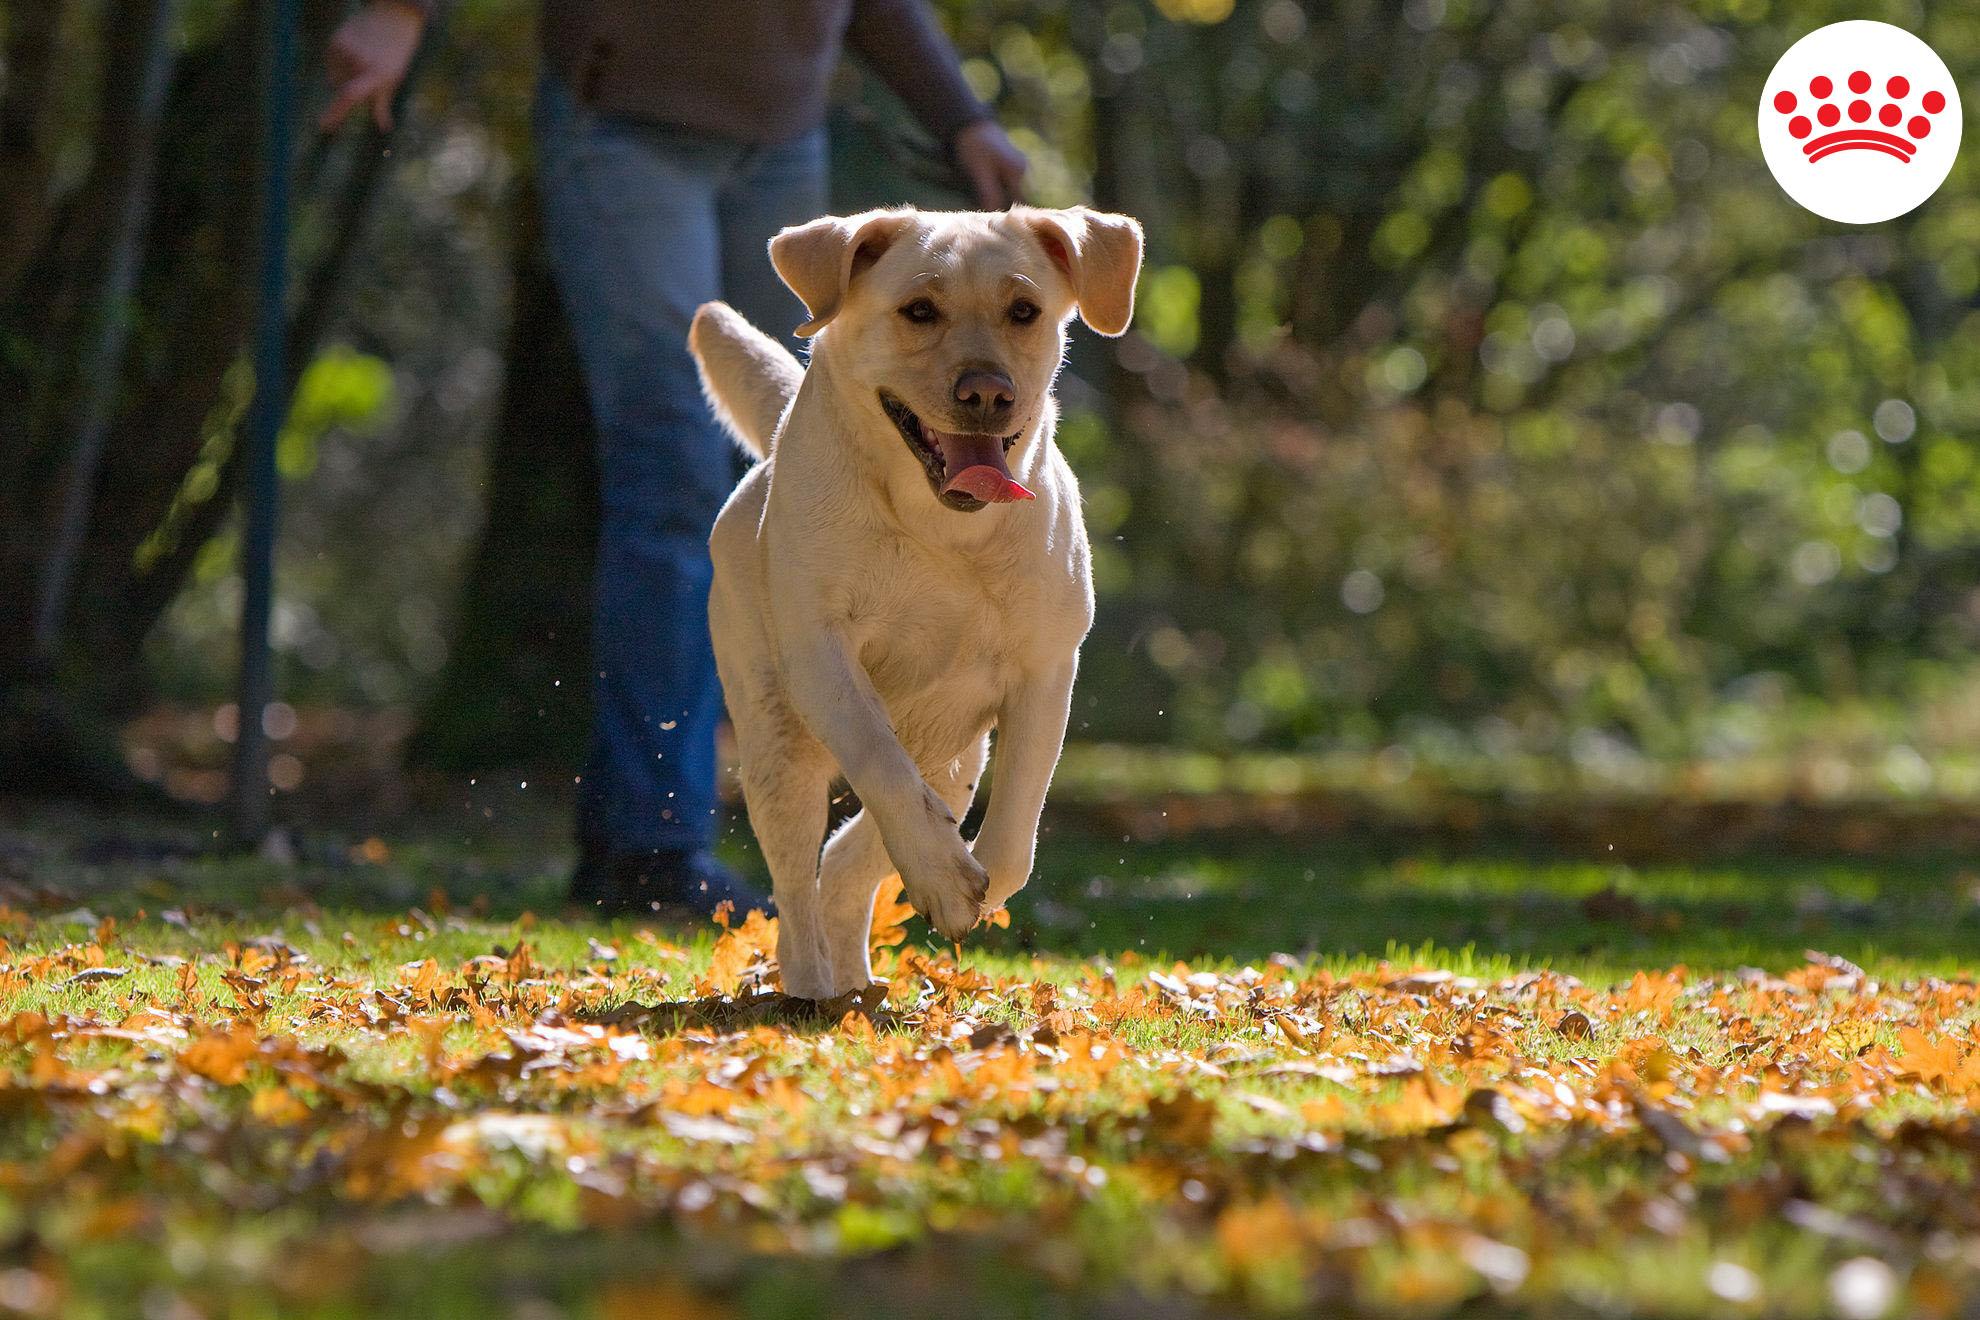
[732,714,837,1001]
[812,813,890,996]
[816,735,990,995]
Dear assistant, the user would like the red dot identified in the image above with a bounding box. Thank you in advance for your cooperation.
[1880,103,1902,126]
[1789,115,1812,139]
[1810,75,1833,98]
[1888,76,1910,99]
[1848,70,1871,94]
[1923,90,1946,114]
[1774,90,1798,113]
[1848,99,1871,122]
[1910,116,1931,138]
[1818,104,1841,127]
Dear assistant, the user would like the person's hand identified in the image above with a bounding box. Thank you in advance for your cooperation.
[954,120,1027,210]
[321,0,426,133]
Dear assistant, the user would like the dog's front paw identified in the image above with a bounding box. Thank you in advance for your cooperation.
[887,798,988,941]
[903,838,988,941]
[880,787,989,940]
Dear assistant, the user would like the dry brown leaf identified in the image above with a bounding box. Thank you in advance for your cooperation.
[1146,1091,1218,1144]
[869,872,913,953]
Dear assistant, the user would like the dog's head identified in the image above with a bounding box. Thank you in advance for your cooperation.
[770,206,1143,513]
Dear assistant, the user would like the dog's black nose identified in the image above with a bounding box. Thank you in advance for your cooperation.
[954,369,1016,415]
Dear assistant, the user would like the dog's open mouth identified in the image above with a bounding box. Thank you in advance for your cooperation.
[879,391,1033,512]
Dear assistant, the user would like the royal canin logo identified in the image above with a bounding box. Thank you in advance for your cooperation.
[1770,70,1948,164]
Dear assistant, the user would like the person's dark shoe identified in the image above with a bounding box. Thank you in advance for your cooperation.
[570,848,771,922]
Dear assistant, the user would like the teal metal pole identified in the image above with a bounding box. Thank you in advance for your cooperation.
[229,0,299,847]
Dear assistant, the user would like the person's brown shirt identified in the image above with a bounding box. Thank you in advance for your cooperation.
[533,0,989,145]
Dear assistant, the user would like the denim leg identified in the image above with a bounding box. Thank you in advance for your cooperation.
[718,128,830,354]
[534,77,743,854]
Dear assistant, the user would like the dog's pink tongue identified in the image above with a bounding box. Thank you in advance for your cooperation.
[932,430,1033,504]
[946,465,1033,504]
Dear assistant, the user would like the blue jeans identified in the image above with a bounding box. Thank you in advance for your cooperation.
[533,75,826,854]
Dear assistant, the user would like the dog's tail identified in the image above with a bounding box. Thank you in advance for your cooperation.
[688,301,802,461]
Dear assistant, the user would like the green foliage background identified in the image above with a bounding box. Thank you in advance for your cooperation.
[917,0,1980,768]
[130,0,1980,771]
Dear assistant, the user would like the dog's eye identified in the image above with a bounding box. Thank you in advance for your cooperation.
[1009,299,1041,326]
[899,298,939,324]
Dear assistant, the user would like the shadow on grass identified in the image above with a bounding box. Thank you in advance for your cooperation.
[6,796,1980,977]
[577,982,891,1037]
[986,829,1980,975]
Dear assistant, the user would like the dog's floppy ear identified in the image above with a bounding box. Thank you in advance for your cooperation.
[1021,206,1144,337]
[769,209,914,336]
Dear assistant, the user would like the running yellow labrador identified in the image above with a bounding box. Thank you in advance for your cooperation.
[688,206,1142,1000]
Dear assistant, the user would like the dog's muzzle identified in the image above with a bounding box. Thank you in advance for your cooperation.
[879,391,1033,512]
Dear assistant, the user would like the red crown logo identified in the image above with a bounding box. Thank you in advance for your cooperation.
[1772,70,1946,162]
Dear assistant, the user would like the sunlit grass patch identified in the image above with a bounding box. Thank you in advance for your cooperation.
[2,817,1979,1316]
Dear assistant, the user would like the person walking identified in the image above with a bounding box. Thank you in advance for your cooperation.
[323,1,1026,916]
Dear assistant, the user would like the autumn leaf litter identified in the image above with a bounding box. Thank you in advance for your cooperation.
[3,877,1980,1314]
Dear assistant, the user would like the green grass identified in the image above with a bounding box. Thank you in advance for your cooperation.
[1002,829,1980,976]
[3,800,1980,1317]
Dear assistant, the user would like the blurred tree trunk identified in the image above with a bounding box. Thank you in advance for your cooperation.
[0,0,385,796]
[407,185,598,774]
[0,0,68,304]
[1070,2,1137,411]
[35,0,180,665]
[1186,12,1242,384]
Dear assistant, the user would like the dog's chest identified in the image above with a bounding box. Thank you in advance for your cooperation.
[844,540,1033,714]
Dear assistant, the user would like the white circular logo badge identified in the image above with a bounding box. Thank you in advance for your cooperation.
[1759,20,1961,224]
